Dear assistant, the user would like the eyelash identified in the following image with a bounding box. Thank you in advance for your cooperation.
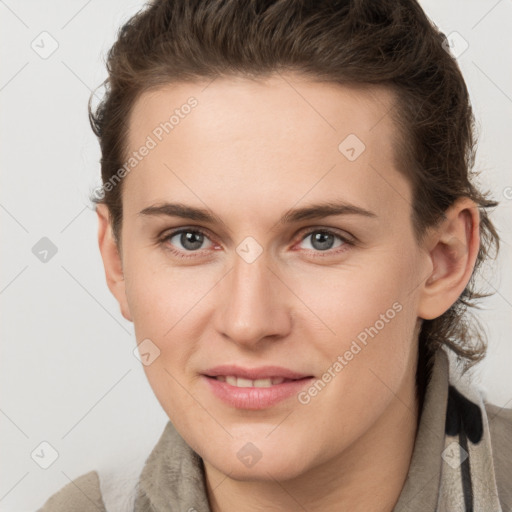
[158,226,355,260]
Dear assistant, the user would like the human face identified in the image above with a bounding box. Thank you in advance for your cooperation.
[114,74,430,480]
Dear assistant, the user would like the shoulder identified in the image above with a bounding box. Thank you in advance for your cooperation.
[485,401,512,455]
[37,470,106,512]
[484,401,512,506]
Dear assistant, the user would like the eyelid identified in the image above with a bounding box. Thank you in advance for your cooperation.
[296,226,356,245]
[159,226,215,250]
[291,227,355,258]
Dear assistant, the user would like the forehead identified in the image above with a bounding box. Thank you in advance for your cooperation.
[123,73,410,226]
[128,74,398,149]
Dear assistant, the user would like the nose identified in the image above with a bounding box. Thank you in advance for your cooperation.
[213,250,292,349]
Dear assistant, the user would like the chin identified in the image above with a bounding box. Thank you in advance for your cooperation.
[203,443,313,482]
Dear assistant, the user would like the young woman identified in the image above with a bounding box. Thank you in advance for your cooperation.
[40,0,511,510]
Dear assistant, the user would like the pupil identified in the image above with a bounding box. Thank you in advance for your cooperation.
[182,231,203,250]
[312,232,334,251]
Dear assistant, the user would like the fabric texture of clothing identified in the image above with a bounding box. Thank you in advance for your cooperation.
[38,348,512,511]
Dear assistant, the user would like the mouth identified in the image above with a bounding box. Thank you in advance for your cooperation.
[201,365,315,409]
[203,364,312,381]
[206,375,298,387]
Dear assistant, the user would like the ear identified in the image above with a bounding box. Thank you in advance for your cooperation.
[417,197,480,320]
[96,204,133,322]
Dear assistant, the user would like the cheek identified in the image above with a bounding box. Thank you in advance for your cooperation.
[125,256,205,333]
[295,295,416,457]
[125,261,221,384]
[290,250,419,404]
[125,264,208,423]
[288,251,414,342]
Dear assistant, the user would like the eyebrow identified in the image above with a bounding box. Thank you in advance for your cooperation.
[139,200,377,228]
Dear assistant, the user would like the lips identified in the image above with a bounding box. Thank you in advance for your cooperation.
[203,364,311,381]
[201,365,314,409]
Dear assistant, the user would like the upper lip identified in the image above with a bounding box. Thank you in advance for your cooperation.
[203,365,312,380]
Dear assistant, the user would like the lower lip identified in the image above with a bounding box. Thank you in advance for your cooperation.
[202,375,314,410]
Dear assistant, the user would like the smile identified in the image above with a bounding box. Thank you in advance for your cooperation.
[213,376,289,387]
[203,375,314,409]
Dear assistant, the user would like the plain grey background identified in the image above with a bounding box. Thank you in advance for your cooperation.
[1,1,511,510]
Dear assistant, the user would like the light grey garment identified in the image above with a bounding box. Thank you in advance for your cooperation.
[38,348,512,512]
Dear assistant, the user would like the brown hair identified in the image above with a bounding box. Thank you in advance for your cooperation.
[89,0,500,381]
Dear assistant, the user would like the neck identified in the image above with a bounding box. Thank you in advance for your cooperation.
[204,370,419,512]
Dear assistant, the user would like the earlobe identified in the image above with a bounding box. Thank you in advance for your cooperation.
[417,198,480,320]
[96,204,133,322]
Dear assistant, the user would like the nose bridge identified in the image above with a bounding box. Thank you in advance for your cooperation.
[214,247,291,345]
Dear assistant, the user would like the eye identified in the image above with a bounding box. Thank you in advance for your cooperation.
[296,228,352,254]
[159,226,354,259]
[162,228,215,256]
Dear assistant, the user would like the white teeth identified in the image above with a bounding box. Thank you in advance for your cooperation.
[225,376,237,386]
[215,376,287,387]
[253,378,273,387]
[236,377,253,388]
